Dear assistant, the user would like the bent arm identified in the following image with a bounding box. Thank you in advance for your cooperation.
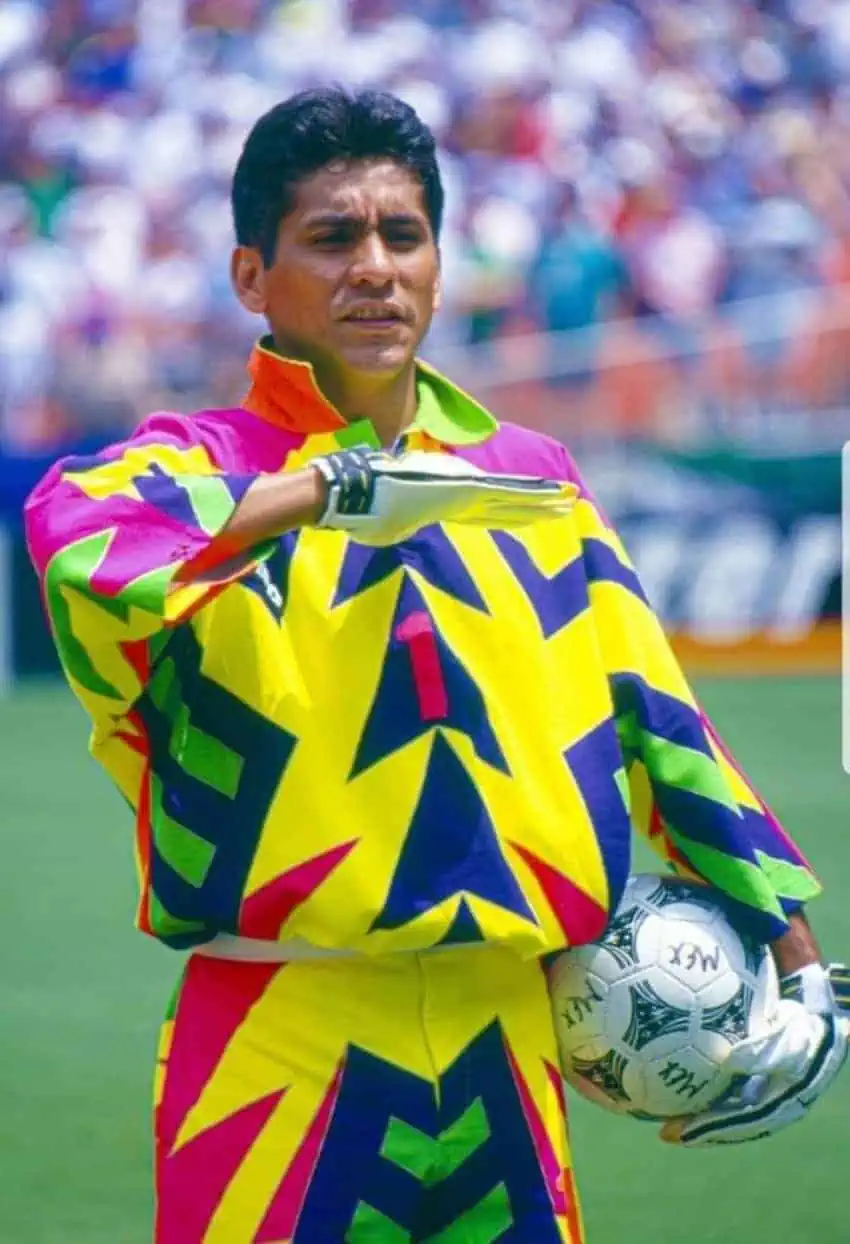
[24,415,327,731]
[772,910,822,974]
[176,466,326,580]
[558,446,822,944]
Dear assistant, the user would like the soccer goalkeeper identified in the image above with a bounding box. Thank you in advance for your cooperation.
[25,88,847,1243]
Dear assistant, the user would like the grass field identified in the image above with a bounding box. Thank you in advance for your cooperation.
[2,676,847,1244]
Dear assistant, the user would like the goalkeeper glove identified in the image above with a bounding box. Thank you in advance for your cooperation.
[312,447,576,546]
[662,963,849,1146]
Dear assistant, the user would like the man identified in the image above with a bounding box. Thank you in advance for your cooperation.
[25,88,848,1243]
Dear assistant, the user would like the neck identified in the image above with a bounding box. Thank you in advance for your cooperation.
[316,364,418,448]
[271,337,419,447]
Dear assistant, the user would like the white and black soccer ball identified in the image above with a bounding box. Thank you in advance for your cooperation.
[549,873,780,1120]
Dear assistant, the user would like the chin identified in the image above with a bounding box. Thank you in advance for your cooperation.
[341,342,415,373]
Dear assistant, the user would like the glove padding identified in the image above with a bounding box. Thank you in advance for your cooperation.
[661,963,849,1147]
[312,447,577,546]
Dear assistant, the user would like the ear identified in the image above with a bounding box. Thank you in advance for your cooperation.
[432,264,443,314]
[231,246,267,315]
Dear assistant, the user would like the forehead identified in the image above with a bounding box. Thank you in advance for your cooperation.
[289,159,429,221]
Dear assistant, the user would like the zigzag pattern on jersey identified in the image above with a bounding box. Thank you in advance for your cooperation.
[333,525,488,613]
[29,424,822,951]
[491,529,646,638]
[350,572,508,779]
[324,525,613,948]
[133,624,298,946]
[234,520,642,950]
[37,443,265,712]
[370,732,534,938]
[611,670,820,936]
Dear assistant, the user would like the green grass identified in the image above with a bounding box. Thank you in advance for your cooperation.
[1,677,847,1244]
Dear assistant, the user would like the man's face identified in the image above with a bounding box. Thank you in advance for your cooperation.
[233,159,441,379]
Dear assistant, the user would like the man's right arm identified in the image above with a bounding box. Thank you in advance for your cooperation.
[25,424,573,730]
[175,466,327,580]
[24,413,309,727]
[189,444,579,577]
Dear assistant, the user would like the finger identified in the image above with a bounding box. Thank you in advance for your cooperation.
[460,507,572,528]
[485,504,576,522]
[829,965,850,1012]
[675,1084,812,1146]
[481,477,577,497]
[723,1032,783,1075]
[482,480,578,502]
[384,467,573,497]
[465,494,577,519]
[734,1074,771,1107]
[659,1117,688,1144]
[722,1001,814,1076]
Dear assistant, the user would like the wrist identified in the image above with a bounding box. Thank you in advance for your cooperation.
[310,448,381,528]
[770,910,822,977]
[303,465,329,526]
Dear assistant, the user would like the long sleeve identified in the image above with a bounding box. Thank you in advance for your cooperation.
[24,412,275,742]
[563,452,822,943]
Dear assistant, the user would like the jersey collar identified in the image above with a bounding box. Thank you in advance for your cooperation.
[242,336,497,447]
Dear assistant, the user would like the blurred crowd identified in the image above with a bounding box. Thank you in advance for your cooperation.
[5,0,850,450]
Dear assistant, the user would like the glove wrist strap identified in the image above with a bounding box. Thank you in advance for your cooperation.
[780,962,835,1013]
[313,450,378,524]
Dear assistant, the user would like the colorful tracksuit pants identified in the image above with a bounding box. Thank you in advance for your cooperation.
[154,945,585,1242]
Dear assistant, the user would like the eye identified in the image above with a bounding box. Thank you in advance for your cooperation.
[383,224,425,250]
[311,228,355,249]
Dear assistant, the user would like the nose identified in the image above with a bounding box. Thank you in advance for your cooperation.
[348,231,394,288]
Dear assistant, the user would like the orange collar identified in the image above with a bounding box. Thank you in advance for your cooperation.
[242,336,499,446]
[243,339,347,434]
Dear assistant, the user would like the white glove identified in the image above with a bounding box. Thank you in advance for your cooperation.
[662,963,849,1146]
[311,447,577,546]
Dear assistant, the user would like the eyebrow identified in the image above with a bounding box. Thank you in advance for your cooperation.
[303,212,427,230]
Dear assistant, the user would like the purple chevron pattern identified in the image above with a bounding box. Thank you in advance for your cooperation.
[350,573,508,778]
[371,733,535,932]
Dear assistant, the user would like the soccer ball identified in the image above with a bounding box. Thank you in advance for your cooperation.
[549,873,780,1120]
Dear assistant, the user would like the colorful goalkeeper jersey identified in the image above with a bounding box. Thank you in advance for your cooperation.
[25,339,821,953]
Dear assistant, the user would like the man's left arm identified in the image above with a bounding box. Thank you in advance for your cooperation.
[560,449,848,1144]
[772,908,822,976]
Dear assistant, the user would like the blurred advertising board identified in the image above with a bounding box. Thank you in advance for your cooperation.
[599,444,840,674]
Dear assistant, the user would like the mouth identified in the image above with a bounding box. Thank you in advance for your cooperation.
[339,305,410,329]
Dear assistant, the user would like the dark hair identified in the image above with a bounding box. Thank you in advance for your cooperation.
[231,86,444,265]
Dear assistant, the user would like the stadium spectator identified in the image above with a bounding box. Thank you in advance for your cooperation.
[4,0,850,448]
[530,182,630,385]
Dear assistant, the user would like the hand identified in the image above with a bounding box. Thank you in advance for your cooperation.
[661,963,849,1146]
[311,447,577,546]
